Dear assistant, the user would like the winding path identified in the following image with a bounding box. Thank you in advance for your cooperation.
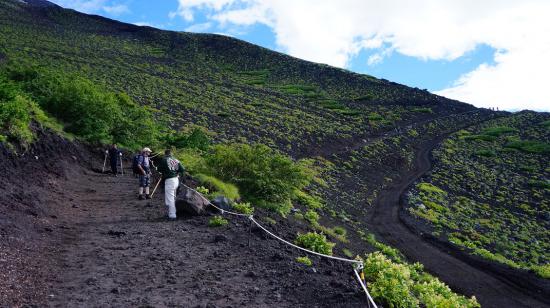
[367,134,550,308]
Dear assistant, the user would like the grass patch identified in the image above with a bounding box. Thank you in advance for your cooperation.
[505,140,550,154]
[482,126,518,137]
[208,215,229,227]
[295,256,312,266]
[295,232,335,255]
[411,107,433,113]
[231,202,254,215]
[195,173,240,201]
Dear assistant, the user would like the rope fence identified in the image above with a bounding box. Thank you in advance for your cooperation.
[180,183,378,308]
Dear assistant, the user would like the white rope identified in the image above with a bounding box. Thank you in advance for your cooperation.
[354,266,378,308]
[249,216,361,265]
[180,183,378,306]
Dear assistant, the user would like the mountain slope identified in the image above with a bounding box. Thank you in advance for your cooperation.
[3,1,549,307]
[0,0,473,156]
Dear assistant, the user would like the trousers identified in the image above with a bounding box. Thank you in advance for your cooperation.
[164,177,179,218]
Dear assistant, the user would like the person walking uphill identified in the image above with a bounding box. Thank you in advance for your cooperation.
[107,144,121,176]
[157,149,185,220]
[137,147,154,200]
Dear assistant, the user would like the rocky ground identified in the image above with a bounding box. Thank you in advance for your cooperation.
[0,133,367,307]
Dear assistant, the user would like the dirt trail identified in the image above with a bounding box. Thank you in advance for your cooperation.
[41,164,366,307]
[367,136,550,308]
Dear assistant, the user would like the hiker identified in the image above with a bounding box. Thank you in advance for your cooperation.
[132,150,141,178]
[137,147,154,200]
[157,149,185,219]
[107,144,121,176]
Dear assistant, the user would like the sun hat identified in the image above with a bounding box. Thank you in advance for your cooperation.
[142,147,152,153]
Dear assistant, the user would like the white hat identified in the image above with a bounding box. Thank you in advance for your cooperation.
[142,147,152,153]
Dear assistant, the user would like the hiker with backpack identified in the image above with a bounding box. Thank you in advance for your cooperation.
[136,147,154,200]
[157,149,185,219]
[107,143,121,176]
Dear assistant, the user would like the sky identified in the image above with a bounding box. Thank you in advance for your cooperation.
[48,0,550,111]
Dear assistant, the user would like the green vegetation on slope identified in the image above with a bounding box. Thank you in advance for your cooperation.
[406,111,550,277]
[0,0,471,156]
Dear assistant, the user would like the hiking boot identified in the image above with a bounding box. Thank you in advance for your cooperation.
[138,194,144,200]
[145,194,151,200]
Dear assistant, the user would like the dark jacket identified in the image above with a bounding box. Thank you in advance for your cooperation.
[157,155,184,179]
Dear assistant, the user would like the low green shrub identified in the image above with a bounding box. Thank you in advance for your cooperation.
[204,143,315,211]
[333,226,347,236]
[482,126,518,137]
[195,186,210,195]
[195,174,240,201]
[505,140,550,154]
[232,202,254,215]
[532,264,550,279]
[295,256,312,266]
[527,180,550,189]
[304,209,320,225]
[363,252,479,308]
[417,182,446,196]
[411,107,433,113]
[208,215,228,227]
[4,65,162,147]
[293,190,323,209]
[463,134,497,142]
[295,232,335,255]
[342,248,354,258]
[166,128,210,151]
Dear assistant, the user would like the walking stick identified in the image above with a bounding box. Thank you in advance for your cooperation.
[102,152,107,173]
[119,154,124,175]
[150,177,162,198]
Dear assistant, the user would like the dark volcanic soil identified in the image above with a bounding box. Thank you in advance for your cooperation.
[367,135,550,308]
[1,132,366,307]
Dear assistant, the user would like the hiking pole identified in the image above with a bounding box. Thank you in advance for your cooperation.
[102,152,107,173]
[150,177,162,198]
[119,154,124,176]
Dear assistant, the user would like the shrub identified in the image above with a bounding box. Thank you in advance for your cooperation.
[0,94,33,145]
[295,256,312,266]
[368,112,383,121]
[411,107,433,113]
[293,190,323,209]
[204,143,315,211]
[195,186,210,195]
[532,264,550,279]
[417,182,446,196]
[342,248,354,258]
[482,126,518,137]
[6,66,162,147]
[295,232,335,255]
[333,226,347,236]
[505,140,550,154]
[195,174,240,201]
[363,252,419,308]
[232,202,254,215]
[464,134,497,142]
[166,128,210,150]
[363,252,479,308]
[208,215,228,227]
[304,209,320,225]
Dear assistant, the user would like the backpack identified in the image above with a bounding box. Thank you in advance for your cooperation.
[132,154,142,174]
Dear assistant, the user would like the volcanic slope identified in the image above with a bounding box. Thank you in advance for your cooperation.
[0,0,474,157]
[2,0,549,307]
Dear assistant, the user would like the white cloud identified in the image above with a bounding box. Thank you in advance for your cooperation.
[49,0,107,13]
[171,0,550,111]
[185,22,212,33]
[103,4,129,15]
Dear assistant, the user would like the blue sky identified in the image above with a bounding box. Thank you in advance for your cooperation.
[49,0,550,111]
